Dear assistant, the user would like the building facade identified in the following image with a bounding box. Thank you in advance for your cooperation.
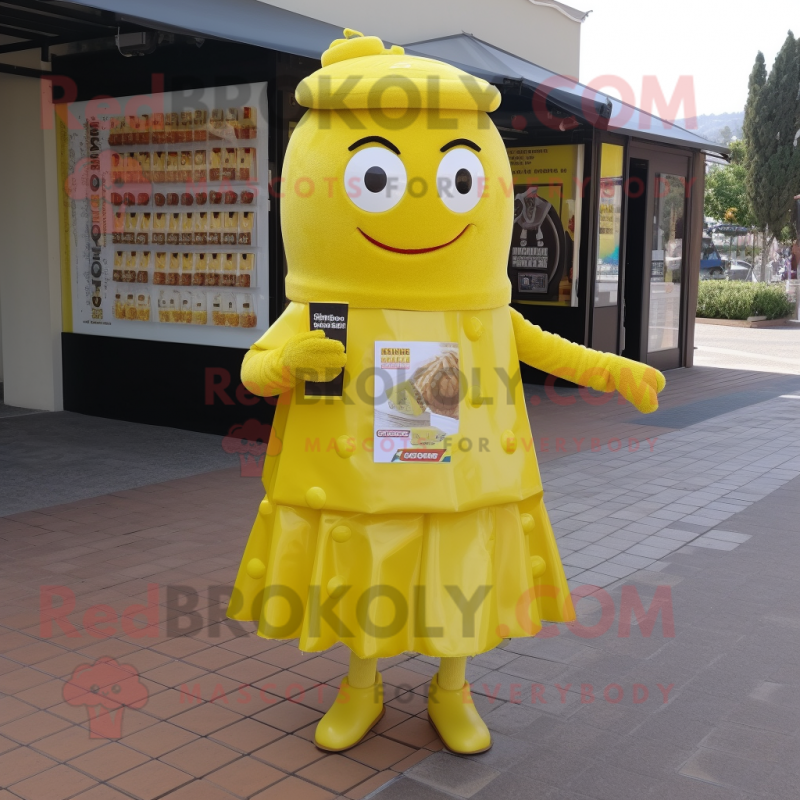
[0,0,726,431]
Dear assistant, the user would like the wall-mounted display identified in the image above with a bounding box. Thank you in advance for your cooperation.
[506,145,583,307]
[58,82,268,346]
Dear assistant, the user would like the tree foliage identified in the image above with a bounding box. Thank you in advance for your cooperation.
[718,125,733,145]
[743,52,767,146]
[744,34,800,237]
[704,139,755,226]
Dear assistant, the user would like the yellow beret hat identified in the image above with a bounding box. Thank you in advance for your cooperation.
[296,29,501,112]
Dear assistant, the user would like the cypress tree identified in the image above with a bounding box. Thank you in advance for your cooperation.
[744,34,800,280]
[743,52,767,277]
[743,52,767,145]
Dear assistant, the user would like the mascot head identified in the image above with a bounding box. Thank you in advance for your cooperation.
[282,29,513,311]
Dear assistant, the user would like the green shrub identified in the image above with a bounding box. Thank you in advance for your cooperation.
[751,284,797,318]
[696,281,794,320]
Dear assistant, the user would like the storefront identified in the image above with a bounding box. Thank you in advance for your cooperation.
[0,0,728,434]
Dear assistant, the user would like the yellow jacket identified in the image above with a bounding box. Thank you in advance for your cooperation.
[242,302,664,516]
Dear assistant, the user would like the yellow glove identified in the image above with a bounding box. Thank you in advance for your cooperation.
[510,308,665,414]
[242,330,346,397]
[608,358,665,414]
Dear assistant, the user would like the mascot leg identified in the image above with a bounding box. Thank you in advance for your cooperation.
[314,652,384,752]
[428,656,491,754]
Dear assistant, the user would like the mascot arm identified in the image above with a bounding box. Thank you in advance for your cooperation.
[242,302,347,397]
[509,307,665,414]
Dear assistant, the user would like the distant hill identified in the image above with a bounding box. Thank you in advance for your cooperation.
[675,111,744,143]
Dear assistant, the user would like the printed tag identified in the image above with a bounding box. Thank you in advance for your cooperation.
[304,302,348,398]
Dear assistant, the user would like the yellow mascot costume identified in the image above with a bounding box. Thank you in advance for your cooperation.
[228,30,665,754]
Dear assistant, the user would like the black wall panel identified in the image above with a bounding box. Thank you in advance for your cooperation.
[62,333,276,436]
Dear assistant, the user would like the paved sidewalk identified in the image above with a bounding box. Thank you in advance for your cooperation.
[1,367,799,800]
[694,320,800,375]
[381,394,800,800]
[0,412,232,517]
[542,388,800,590]
[381,475,800,799]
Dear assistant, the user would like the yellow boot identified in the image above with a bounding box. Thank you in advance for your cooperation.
[314,673,385,752]
[427,672,492,754]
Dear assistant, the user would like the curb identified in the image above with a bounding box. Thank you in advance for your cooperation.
[695,317,794,329]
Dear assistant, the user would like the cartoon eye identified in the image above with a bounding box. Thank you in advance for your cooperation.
[436,149,485,213]
[90,684,100,693]
[111,684,121,694]
[344,147,407,212]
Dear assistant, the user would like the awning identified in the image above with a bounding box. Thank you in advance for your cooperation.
[0,1,120,58]
[405,35,730,156]
[2,0,342,60]
[4,1,729,157]
[405,33,611,128]
[711,225,751,236]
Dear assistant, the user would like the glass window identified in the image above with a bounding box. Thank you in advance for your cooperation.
[594,144,624,308]
[648,173,685,353]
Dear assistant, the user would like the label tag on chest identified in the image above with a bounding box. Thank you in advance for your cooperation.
[305,302,348,398]
[374,340,459,463]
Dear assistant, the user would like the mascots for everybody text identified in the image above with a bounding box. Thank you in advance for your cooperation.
[229,30,665,754]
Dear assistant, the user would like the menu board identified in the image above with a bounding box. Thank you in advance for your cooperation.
[57,83,268,346]
[507,145,583,307]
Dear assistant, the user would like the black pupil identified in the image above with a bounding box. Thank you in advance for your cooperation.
[364,166,387,193]
[456,168,472,195]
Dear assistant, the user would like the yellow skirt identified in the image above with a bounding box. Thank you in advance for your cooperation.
[227,493,575,659]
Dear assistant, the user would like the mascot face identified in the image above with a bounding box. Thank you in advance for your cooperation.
[281,40,514,311]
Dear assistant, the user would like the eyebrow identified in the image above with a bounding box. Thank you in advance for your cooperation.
[440,138,481,153]
[348,136,400,155]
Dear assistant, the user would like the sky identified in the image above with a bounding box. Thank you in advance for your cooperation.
[579,0,796,118]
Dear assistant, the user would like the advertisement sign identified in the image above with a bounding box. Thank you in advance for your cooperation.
[374,341,460,463]
[507,145,583,306]
[58,82,268,347]
[595,143,624,308]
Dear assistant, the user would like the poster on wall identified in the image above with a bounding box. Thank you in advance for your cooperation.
[57,82,268,347]
[595,143,624,308]
[506,145,583,306]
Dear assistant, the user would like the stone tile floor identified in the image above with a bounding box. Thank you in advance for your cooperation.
[0,472,444,800]
[1,367,799,799]
[379,468,800,799]
[0,411,232,518]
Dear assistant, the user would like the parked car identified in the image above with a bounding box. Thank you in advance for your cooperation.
[727,264,757,282]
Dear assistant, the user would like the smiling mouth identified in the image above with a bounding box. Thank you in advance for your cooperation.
[357,225,470,255]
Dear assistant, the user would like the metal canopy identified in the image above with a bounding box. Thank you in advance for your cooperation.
[0,0,120,55]
[2,1,728,156]
[405,35,730,156]
[404,33,612,127]
[40,0,341,59]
